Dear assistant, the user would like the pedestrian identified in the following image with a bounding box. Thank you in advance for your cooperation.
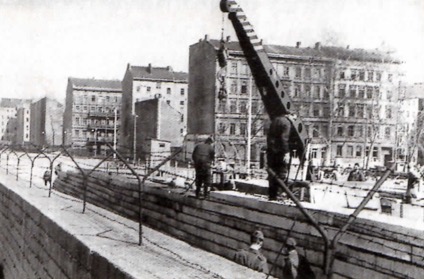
[192,137,215,198]
[347,163,365,182]
[282,237,315,279]
[266,114,292,200]
[43,168,52,186]
[234,230,269,274]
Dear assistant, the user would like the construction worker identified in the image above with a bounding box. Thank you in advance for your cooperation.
[192,137,215,198]
[234,230,269,273]
[266,114,292,200]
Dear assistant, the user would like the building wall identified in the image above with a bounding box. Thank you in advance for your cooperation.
[63,78,122,154]
[120,64,188,159]
[188,40,217,135]
[135,99,184,160]
[188,38,403,168]
[30,100,46,146]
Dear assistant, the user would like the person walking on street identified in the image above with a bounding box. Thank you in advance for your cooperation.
[266,114,292,200]
[43,168,52,186]
[234,230,269,274]
[192,137,215,199]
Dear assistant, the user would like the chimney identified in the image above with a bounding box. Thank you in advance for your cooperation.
[204,34,209,41]
[296,41,301,48]
[148,63,152,73]
[346,45,350,50]
[315,42,321,50]
[167,66,173,72]
[226,35,231,42]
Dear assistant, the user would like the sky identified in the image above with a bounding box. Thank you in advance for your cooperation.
[0,0,423,103]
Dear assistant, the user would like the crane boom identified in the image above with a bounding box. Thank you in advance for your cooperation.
[220,0,309,159]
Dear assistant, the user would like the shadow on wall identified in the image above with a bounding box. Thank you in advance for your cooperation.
[0,264,3,279]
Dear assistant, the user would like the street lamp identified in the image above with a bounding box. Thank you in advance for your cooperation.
[133,114,138,164]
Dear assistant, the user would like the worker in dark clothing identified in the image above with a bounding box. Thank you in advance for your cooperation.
[234,230,269,273]
[347,163,365,182]
[266,115,292,200]
[192,137,215,198]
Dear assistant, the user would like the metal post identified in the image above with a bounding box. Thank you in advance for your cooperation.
[133,114,138,164]
[113,108,117,159]
[246,75,252,177]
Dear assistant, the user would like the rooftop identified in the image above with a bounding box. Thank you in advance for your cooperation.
[69,77,122,92]
[206,39,401,64]
[128,63,188,82]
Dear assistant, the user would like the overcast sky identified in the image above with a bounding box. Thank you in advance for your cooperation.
[0,0,423,102]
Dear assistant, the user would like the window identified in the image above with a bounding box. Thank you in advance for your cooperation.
[240,100,247,114]
[136,86,141,92]
[351,69,357,80]
[230,100,237,113]
[386,106,392,118]
[313,106,320,117]
[230,123,236,135]
[366,87,373,99]
[386,90,392,100]
[358,86,365,98]
[240,123,246,136]
[91,96,96,102]
[230,80,237,93]
[295,67,301,79]
[218,123,226,134]
[349,85,356,98]
[357,126,363,137]
[338,85,346,98]
[336,145,343,156]
[241,63,249,75]
[159,143,165,148]
[166,100,171,105]
[323,86,329,99]
[337,126,344,136]
[373,147,378,158]
[388,74,393,82]
[241,80,248,94]
[147,86,151,92]
[367,71,374,81]
[231,62,238,75]
[375,72,381,81]
[311,148,318,159]
[348,125,354,136]
[359,70,365,81]
[284,67,290,76]
[75,117,80,125]
[180,101,184,105]
[294,84,300,97]
[180,88,185,95]
[167,88,171,94]
[348,105,355,117]
[347,146,354,157]
[75,106,80,111]
[339,70,345,79]
[305,68,311,80]
[322,125,328,137]
[356,146,362,157]
[305,85,311,97]
[312,126,319,137]
[156,82,161,89]
[312,86,320,98]
[385,127,391,139]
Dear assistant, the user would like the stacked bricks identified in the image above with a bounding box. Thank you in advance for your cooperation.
[0,180,133,279]
[53,170,424,279]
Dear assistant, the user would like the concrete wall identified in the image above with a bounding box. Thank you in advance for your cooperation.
[53,170,424,279]
[0,181,133,279]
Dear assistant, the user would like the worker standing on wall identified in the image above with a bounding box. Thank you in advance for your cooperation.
[266,114,292,201]
[192,137,215,199]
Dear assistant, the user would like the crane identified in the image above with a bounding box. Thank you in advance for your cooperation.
[220,0,309,163]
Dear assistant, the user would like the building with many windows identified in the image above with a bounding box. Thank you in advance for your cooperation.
[120,64,188,158]
[188,36,403,168]
[63,78,122,155]
[0,98,31,144]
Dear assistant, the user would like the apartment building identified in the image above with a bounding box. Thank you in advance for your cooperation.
[63,78,122,155]
[120,63,188,157]
[0,98,31,144]
[188,36,403,168]
[30,97,64,147]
